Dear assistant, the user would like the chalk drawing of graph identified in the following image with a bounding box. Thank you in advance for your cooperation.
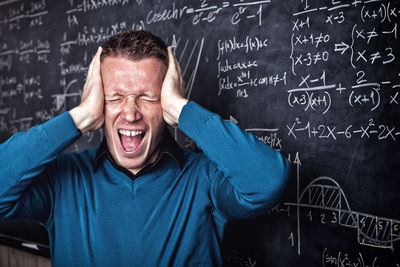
[52,78,81,112]
[285,176,400,253]
[166,35,204,100]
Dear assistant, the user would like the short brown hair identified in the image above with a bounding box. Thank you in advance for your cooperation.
[100,30,168,66]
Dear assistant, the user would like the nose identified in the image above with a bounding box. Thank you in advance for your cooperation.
[121,95,142,122]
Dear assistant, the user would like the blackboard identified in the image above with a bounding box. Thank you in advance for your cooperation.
[1,0,399,265]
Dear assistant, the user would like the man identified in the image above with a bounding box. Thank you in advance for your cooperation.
[0,30,289,266]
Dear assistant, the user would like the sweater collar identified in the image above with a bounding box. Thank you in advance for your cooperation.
[95,128,184,178]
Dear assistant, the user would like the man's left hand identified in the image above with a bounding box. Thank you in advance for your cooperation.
[161,46,189,127]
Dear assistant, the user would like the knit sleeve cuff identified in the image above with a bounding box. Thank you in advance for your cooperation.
[178,101,215,138]
[40,112,81,152]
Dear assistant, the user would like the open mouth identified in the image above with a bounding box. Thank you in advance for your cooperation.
[118,129,145,153]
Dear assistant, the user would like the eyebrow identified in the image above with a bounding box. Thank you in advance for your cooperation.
[105,92,123,97]
[141,92,160,98]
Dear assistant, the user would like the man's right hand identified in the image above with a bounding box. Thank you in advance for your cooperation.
[69,47,104,134]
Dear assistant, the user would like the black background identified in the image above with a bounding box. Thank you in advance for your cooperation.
[0,0,399,265]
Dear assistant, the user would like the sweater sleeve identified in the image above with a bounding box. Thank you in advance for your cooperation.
[178,101,290,221]
[0,112,81,224]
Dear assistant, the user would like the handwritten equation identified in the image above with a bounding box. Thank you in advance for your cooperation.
[0,0,48,32]
[144,0,272,26]
[323,248,394,267]
[286,118,400,142]
[287,71,400,114]
[0,38,50,71]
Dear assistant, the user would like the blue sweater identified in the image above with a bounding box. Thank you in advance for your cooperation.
[0,101,289,266]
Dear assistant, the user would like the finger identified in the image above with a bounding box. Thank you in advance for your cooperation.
[87,47,102,79]
[167,47,184,91]
[167,46,176,72]
[92,47,102,81]
[170,47,183,76]
[173,53,185,93]
[90,46,102,77]
[85,47,102,90]
[82,47,102,101]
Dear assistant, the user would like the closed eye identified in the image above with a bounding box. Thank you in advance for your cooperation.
[138,95,160,103]
[105,97,123,103]
[105,93,124,103]
[105,98,121,101]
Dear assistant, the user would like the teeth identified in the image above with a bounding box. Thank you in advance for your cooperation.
[119,130,144,137]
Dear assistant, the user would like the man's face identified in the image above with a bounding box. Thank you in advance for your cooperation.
[101,56,167,174]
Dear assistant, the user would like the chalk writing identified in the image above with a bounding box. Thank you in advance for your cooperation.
[146,3,187,25]
[167,35,204,100]
[0,75,43,105]
[245,128,283,151]
[287,118,399,141]
[60,22,127,53]
[0,38,50,68]
[322,248,385,267]
[282,153,400,257]
[0,0,48,32]
[224,250,257,267]
[66,0,136,14]
[217,36,269,59]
